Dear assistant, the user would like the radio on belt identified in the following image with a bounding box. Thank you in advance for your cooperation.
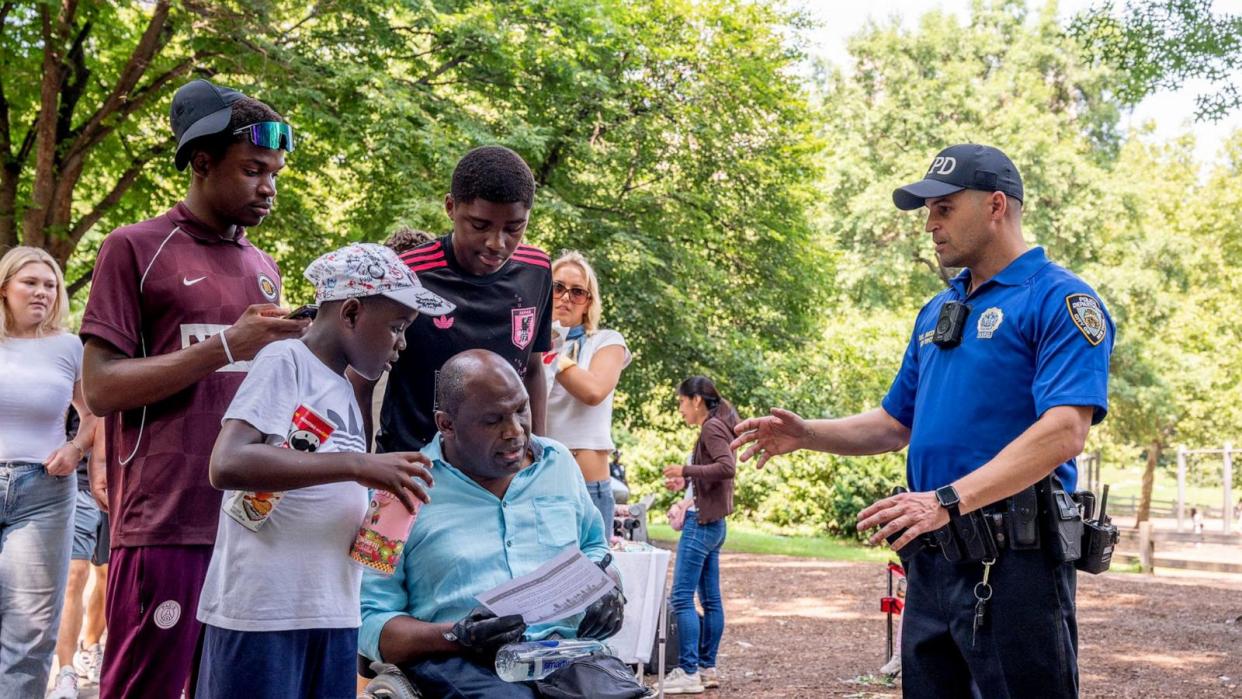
[1076,484,1119,574]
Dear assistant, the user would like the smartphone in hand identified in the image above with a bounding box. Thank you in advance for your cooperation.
[285,304,318,320]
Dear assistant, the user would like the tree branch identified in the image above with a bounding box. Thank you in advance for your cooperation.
[415,54,467,86]
[67,140,171,244]
[66,0,171,163]
[0,1,13,156]
[0,75,9,162]
[66,268,92,298]
[56,21,93,149]
[15,119,35,166]
[913,252,951,285]
[0,1,13,48]
[274,2,324,46]
[22,1,75,245]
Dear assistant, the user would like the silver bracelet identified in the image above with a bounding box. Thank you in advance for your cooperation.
[219,328,236,365]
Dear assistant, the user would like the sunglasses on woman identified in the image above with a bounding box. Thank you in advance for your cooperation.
[553,281,591,305]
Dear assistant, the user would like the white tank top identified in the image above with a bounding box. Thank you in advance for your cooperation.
[545,329,631,450]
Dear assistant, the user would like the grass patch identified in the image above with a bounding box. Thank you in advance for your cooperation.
[647,522,893,563]
[1098,463,1217,503]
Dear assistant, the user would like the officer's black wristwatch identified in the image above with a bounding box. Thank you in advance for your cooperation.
[935,485,962,519]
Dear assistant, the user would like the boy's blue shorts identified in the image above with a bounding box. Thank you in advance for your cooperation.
[195,624,357,699]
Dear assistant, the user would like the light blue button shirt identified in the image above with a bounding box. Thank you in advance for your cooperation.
[359,433,609,662]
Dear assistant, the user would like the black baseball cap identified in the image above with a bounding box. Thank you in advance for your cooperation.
[171,79,244,171]
[892,144,1024,211]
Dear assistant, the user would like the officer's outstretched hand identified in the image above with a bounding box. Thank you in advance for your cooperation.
[444,607,526,659]
[577,555,625,640]
[857,490,949,552]
[731,408,810,469]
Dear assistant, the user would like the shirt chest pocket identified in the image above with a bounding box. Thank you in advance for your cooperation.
[534,496,578,548]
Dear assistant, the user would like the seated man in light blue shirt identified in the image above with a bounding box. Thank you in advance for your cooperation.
[359,349,624,698]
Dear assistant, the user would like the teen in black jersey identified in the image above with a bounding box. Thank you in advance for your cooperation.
[357,146,553,451]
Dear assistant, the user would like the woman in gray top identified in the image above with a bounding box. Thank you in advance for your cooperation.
[0,246,98,697]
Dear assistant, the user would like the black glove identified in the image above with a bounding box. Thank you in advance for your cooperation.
[443,606,526,657]
[577,554,626,640]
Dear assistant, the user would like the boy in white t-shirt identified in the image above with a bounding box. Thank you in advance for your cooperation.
[194,243,455,698]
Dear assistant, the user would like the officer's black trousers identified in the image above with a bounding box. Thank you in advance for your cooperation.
[902,546,1078,698]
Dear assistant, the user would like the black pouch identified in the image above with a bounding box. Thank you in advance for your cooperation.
[535,654,650,699]
[885,486,927,562]
[933,524,963,562]
[887,530,927,563]
[1040,483,1083,564]
[1007,486,1040,550]
[952,511,998,562]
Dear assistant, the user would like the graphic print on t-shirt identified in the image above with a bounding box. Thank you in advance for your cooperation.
[511,307,537,349]
[323,406,366,453]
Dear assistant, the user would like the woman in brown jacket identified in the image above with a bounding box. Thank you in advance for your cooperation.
[660,376,737,694]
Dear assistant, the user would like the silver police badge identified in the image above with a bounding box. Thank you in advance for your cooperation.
[1066,293,1107,346]
[977,307,1004,339]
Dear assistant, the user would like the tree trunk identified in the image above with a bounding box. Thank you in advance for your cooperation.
[0,165,17,249]
[1136,440,1162,525]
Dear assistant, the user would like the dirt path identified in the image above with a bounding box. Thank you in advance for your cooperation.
[664,552,1242,698]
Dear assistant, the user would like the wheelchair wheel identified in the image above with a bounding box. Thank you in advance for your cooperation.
[361,662,421,699]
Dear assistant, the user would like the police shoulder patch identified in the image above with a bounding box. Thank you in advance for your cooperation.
[1065,293,1106,346]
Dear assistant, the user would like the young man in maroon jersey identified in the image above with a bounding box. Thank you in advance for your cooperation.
[80,79,307,698]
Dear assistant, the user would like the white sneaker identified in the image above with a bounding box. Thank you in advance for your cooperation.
[86,644,104,685]
[663,667,705,694]
[700,666,720,688]
[47,666,78,699]
[73,643,103,685]
[879,653,902,676]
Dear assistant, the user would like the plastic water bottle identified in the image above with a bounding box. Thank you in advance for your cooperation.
[494,639,611,682]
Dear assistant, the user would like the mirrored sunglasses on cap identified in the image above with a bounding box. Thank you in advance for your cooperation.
[233,121,295,152]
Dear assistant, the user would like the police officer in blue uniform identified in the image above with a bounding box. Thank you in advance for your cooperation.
[733,144,1114,697]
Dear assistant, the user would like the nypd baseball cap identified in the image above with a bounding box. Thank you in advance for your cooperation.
[892,144,1024,211]
[171,79,245,171]
[304,243,456,316]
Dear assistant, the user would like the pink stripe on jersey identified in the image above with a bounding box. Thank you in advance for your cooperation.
[511,254,550,268]
[400,242,442,261]
[516,246,549,260]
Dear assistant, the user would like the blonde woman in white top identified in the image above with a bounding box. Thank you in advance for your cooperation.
[545,251,631,532]
[0,246,98,697]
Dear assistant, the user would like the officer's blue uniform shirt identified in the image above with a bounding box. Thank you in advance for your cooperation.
[882,247,1114,494]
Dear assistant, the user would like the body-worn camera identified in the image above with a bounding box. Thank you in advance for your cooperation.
[933,301,971,348]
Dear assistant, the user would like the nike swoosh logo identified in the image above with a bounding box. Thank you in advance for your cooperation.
[183,276,207,286]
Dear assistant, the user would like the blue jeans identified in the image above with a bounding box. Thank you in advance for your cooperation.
[585,480,614,539]
[0,462,75,697]
[670,515,726,674]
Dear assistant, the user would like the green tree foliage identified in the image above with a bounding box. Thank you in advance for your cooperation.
[0,0,826,416]
[1070,0,1242,120]
[683,0,1242,536]
[5,0,1238,536]
[815,1,1122,308]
